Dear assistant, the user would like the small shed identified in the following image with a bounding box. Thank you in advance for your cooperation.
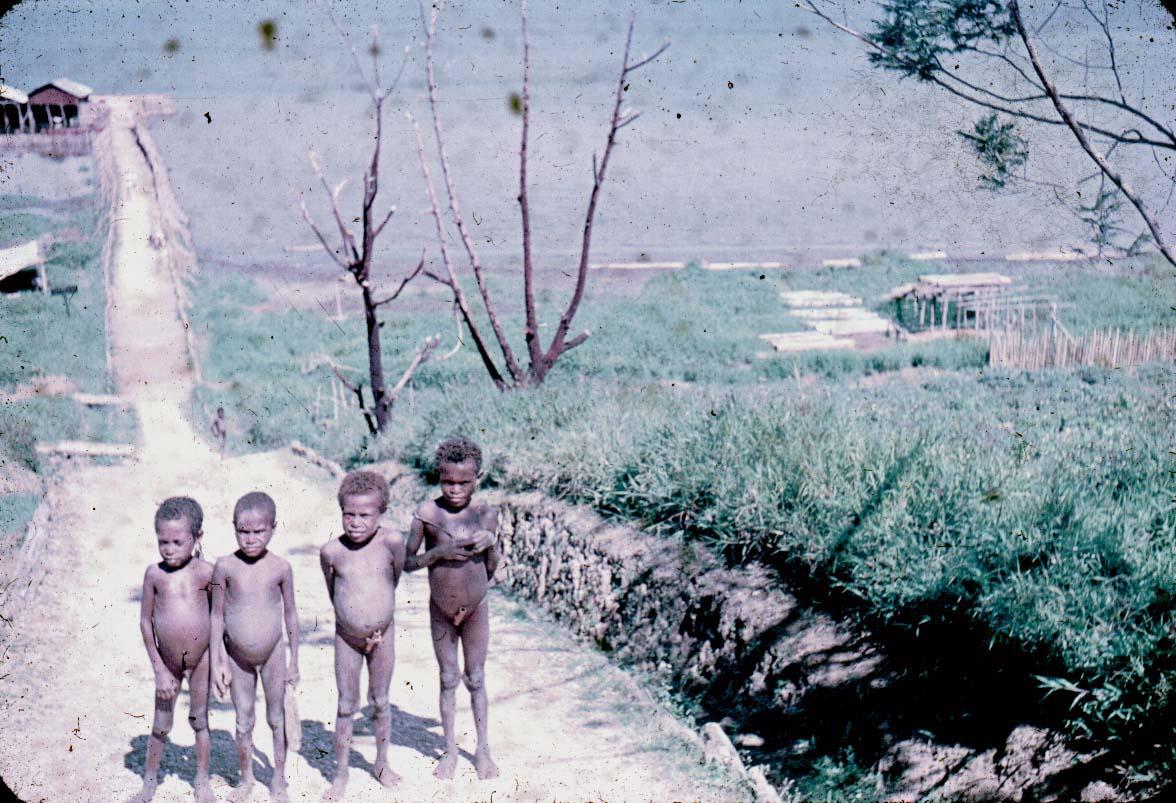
[0,85,33,133]
[27,79,92,131]
[0,240,49,294]
[884,272,1061,334]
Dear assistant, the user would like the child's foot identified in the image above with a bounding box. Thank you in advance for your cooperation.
[228,774,255,802]
[127,782,157,803]
[432,751,458,780]
[320,773,347,802]
[193,780,214,803]
[373,762,401,787]
[269,778,290,803]
[474,748,500,780]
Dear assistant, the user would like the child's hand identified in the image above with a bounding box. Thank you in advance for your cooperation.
[437,540,474,561]
[154,671,179,701]
[468,529,497,553]
[287,662,300,687]
[213,661,232,699]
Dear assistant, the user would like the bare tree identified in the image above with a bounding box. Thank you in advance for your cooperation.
[802,0,1176,268]
[410,1,669,389]
[300,24,440,434]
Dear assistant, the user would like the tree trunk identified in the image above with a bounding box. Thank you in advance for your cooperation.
[362,284,389,432]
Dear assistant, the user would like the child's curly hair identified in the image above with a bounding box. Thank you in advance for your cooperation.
[435,436,482,472]
[233,491,277,526]
[337,470,390,513]
[154,496,204,534]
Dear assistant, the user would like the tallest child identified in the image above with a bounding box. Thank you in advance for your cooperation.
[406,436,501,781]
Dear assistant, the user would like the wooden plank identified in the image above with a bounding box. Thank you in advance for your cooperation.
[72,392,127,407]
[779,290,862,307]
[918,272,1011,287]
[35,441,136,458]
[810,317,893,336]
[821,257,861,268]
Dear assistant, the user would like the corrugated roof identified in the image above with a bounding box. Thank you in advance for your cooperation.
[0,85,28,104]
[29,78,93,100]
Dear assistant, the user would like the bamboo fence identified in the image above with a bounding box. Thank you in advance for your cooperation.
[989,326,1176,370]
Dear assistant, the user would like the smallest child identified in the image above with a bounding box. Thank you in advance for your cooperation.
[131,496,214,803]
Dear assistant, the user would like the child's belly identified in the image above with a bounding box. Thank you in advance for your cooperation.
[429,560,488,619]
[333,579,396,640]
[224,604,282,668]
[153,607,211,674]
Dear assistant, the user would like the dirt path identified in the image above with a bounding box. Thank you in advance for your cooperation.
[0,101,742,802]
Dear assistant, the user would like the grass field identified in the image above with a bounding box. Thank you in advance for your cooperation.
[191,252,1175,793]
[0,195,132,537]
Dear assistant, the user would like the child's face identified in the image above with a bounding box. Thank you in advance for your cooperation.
[156,517,198,569]
[234,508,275,559]
[340,492,383,544]
[438,459,479,510]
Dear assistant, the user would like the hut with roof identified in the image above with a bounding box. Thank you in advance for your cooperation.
[27,79,92,131]
[0,85,33,134]
[883,271,1068,337]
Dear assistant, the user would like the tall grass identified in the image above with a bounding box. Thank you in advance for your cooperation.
[375,366,1176,774]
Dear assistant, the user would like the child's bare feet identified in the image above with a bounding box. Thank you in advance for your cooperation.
[432,751,458,780]
[373,762,401,787]
[474,748,499,780]
[127,781,157,803]
[320,774,348,802]
[269,778,290,803]
[228,774,255,802]
[193,779,214,803]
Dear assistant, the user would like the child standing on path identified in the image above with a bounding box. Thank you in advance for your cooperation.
[130,497,215,803]
[406,437,501,781]
[211,491,300,803]
[319,470,406,801]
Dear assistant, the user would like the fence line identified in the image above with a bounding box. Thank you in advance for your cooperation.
[989,326,1176,370]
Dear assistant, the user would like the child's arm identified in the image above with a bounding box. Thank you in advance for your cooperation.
[139,567,178,700]
[209,561,231,698]
[480,506,502,579]
[403,513,472,572]
[281,560,300,686]
[319,544,335,603]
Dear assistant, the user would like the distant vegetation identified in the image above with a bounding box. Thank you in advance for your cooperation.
[191,252,1175,792]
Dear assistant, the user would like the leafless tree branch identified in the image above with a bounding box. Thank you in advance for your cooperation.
[1010,0,1175,268]
[409,110,508,390]
[423,1,524,384]
[373,251,426,307]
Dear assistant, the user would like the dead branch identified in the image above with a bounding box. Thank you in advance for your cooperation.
[422,2,523,383]
[539,15,668,379]
[386,334,441,402]
[409,111,508,390]
[373,250,426,307]
[519,0,539,370]
[1010,0,1175,269]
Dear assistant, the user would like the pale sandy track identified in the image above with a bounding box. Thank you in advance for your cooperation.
[0,100,742,802]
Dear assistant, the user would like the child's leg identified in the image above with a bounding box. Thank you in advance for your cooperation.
[460,599,498,780]
[366,629,399,786]
[259,645,289,801]
[227,653,258,800]
[128,671,180,803]
[429,599,461,780]
[188,650,213,803]
[323,632,363,802]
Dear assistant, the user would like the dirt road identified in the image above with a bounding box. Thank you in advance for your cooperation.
[0,100,742,802]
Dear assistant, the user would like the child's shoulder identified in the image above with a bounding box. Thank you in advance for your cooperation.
[194,557,215,581]
[379,525,406,548]
[414,498,443,524]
